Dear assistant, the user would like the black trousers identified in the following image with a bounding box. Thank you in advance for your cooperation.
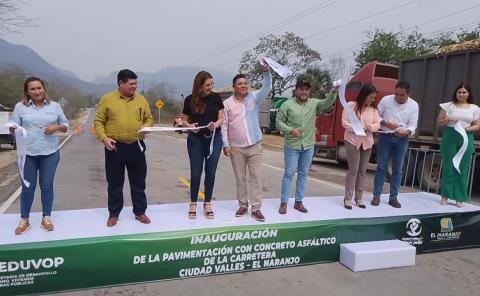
[105,141,147,217]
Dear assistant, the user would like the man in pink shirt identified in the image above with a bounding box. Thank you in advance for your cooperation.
[221,63,271,222]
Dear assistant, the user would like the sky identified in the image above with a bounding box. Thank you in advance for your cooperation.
[4,0,480,82]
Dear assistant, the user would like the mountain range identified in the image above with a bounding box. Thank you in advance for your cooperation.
[0,37,234,99]
[94,66,234,99]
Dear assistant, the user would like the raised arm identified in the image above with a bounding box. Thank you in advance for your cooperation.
[315,90,337,115]
[251,71,272,104]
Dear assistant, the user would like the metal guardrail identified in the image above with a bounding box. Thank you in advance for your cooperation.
[400,148,478,202]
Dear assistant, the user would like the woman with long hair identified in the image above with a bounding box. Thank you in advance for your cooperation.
[341,84,381,209]
[10,77,69,234]
[438,83,480,207]
[182,71,224,219]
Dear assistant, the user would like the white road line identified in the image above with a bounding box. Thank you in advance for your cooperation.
[0,173,18,187]
[0,186,21,214]
[0,132,73,214]
[165,133,346,191]
[59,133,73,149]
[263,143,284,149]
[262,163,346,190]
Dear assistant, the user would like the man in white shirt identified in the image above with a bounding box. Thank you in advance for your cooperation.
[371,81,419,208]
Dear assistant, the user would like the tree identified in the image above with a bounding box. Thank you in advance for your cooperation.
[239,32,321,98]
[354,30,432,70]
[325,57,349,81]
[0,0,31,35]
[296,67,333,99]
[431,26,480,48]
[354,27,480,70]
[457,27,480,42]
[144,82,182,123]
[0,67,94,118]
[0,67,26,107]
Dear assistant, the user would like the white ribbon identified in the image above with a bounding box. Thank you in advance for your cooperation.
[2,122,30,187]
[452,121,468,173]
[336,79,366,136]
[261,58,293,78]
[139,124,217,158]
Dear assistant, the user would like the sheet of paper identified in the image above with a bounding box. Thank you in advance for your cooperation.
[139,125,216,158]
[452,121,468,173]
[336,80,366,136]
[2,122,30,187]
[262,58,293,78]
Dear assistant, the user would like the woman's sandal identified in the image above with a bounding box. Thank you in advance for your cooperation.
[188,202,197,219]
[204,202,214,219]
[354,199,366,209]
[440,198,448,206]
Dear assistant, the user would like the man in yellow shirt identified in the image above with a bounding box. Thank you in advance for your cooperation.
[94,69,154,227]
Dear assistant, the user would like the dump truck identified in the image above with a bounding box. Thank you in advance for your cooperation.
[315,43,480,191]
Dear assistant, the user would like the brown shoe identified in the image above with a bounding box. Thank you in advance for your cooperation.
[388,199,402,208]
[251,210,265,222]
[15,218,31,235]
[41,216,54,231]
[235,207,248,217]
[294,201,308,213]
[135,214,151,224]
[370,196,380,206]
[107,217,118,227]
[279,202,287,214]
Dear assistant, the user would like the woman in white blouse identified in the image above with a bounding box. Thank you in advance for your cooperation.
[437,83,480,207]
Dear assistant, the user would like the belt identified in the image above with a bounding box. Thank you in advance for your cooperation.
[115,140,137,144]
[381,132,399,137]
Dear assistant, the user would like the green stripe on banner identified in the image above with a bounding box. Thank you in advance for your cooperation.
[1,211,480,295]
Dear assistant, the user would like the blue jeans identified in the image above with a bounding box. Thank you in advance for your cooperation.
[280,146,315,203]
[187,132,222,202]
[373,134,409,201]
[21,150,60,218]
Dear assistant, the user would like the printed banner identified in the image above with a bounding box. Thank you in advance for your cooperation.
[1,211,479,295]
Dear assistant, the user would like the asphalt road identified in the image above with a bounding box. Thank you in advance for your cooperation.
[5,109,344,215]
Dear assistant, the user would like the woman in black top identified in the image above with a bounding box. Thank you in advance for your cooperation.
[182,71,224,219]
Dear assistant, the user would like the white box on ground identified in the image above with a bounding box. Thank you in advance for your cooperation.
[340,239,416,272]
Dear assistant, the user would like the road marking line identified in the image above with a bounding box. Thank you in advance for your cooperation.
[179,177,205,200]
[262,163,346,191]
[0,133,73,214]
[0,173,19,187]
[0,186,21,214]
[59,133,73,149]
[263,143,284,149]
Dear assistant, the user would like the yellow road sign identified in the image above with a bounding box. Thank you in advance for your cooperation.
[155,99,165,109]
